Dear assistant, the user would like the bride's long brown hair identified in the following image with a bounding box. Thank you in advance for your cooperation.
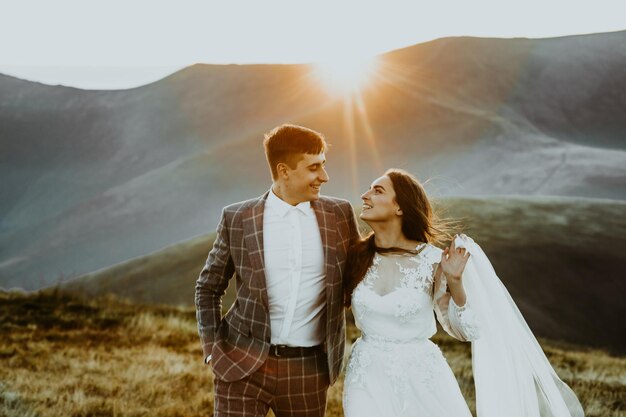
[343,169,463,307]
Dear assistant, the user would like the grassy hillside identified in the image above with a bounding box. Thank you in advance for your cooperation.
[62,233,217,307]
[1,290,624,417]
[62,196,626,354]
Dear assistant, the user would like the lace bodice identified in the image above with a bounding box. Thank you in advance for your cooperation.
[345,243,480,412]
[351,243,479,343]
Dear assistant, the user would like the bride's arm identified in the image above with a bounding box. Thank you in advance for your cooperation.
[432,262,480,342]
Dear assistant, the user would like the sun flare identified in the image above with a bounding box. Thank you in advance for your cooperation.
[311,55,380,97]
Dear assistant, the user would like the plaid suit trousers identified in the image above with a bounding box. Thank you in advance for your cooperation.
[214,349,329,417]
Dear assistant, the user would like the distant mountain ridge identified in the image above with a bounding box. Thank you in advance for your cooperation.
[1,31,625,290]
[61,197,626,354]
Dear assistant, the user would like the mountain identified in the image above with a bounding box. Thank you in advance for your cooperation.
[1,31,625,290]
[61,197,626,354]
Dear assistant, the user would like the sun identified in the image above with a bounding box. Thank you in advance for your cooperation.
[311,54,380,97]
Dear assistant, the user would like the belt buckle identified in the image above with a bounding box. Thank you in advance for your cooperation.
[273,344,285,357]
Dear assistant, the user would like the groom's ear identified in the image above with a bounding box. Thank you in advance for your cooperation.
[276,162,289,179]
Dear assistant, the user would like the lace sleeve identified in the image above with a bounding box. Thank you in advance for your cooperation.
[433,263,480,342]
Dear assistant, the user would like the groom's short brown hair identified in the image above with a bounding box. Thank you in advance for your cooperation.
[263,124,328,180]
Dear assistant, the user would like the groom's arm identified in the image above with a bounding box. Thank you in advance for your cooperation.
[345,200,361,246]
[195,208,235,364]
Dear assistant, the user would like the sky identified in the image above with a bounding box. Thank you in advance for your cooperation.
[1,0,624,90]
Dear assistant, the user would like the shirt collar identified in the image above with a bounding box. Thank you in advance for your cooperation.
[266,187,313,217]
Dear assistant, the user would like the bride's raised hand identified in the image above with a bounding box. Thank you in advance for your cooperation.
[440,235,470,287]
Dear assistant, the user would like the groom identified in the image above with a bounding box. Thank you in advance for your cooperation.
[195,124,360,416]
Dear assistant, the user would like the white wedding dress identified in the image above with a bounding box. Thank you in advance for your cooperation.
[343,236,585,417]
[343,242,478,417]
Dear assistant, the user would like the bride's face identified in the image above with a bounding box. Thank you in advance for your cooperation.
[360,175,402,223]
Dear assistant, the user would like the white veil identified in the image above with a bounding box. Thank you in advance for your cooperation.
[453,234,585,417]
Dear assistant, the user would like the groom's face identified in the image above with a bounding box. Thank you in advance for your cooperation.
[283,152,329,203]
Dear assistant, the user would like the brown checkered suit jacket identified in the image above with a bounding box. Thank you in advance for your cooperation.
[195,191,360,384]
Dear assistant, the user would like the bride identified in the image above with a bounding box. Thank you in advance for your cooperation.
[342,168,584,417]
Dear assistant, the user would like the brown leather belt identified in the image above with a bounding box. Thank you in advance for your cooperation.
[269,344,322,358]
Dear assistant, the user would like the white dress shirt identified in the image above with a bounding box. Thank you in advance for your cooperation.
[263,188,326,347]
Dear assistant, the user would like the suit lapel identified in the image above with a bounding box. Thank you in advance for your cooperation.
[312,199,337,313]
[243,192,269,309]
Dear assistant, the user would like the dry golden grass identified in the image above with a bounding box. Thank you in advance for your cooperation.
[1,290,624,417]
